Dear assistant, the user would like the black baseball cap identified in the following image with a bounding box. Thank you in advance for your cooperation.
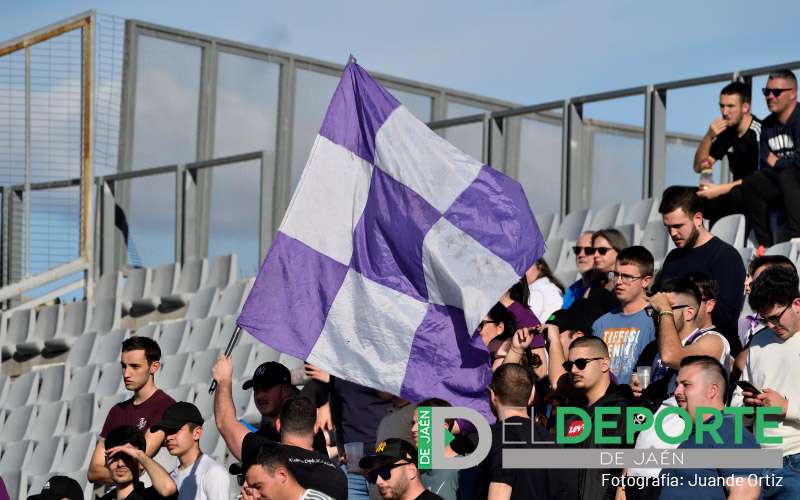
[359,438,418,470]
[150,402,204,433]
[28,476,84,500]
[242,361,292,390]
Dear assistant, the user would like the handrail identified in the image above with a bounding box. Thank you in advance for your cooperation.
[0,258,88,302]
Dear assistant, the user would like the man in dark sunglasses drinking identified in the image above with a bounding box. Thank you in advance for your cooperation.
[359,439,442,500]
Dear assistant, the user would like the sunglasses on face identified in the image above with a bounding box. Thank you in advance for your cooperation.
[572,246,593,256]
[562,357,603,371]
[762,88,793,98]
[367,462,408,484]
[478,320,500,330]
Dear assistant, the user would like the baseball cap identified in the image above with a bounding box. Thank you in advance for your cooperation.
[242,362,292,390]
[28,476,84,500]
[359,438,418,470]
[150,402,204,433]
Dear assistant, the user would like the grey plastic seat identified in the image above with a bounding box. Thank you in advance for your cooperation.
[738,247,755,268]
[2,371,39,409]
[588,202,623,231]
[93,394,127,432]
[207,254,238,289]
[158,320,189,356]
[130,263,179,316]
[1,472,22,500]
[63,393,96,435]
[711,214,747,249]
[614,223,637,248]
[65,331,98,367]
[1,308,36,360]
[554,240,578,273]
[210,279,253,317]
[622,198,656,227]
[185,287,218,321]
[0,375,9,408]
[120,267,151,316]
[251,339,280,364]
[86,298,120,334]
[536,213,559,242]
[193,387,213,417]
[555,270,580,288]
[184,317,219,352]
[159,258,208,311]
[181,349,222,385]
[95,362,124,397]
[639,220,670,262]
[0,439,34,472]
[64,362,98,398]
[37,364,66,403]
[16,304,63,356]
[232,342,259,380]
[212,315,242,349]
[44,301,90,353]
[164,384,193,403]
[556,208,590,241]
[54,431,97,473]
[232,383,261,424]
[0,405,35,442]
[90,329,127,365]
[199,418,225,462]
[765,241,799,261]
[25,401,68,441]
[95,271,122,300]
[277,354,304,371]
[132,323,160,340]
[24,436,65,478]
[542,237,565,274]
[156,352,190,390]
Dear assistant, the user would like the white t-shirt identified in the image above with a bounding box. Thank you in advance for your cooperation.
[170,453,230,500]
[300,489,334,500]
[528,277,563,322]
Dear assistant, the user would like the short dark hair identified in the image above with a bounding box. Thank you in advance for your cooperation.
[768,69,798,88]
[617,245,654,277]
[278,396,316,437]
[487,302,516,338]
[569,335,610,357]
[489,363,533,407]
[658,276,702,306]
[749,266,800,313]
[105,425,146,452]
[122,336,161,364]
[749,255,797,276]
[659,186,703,217]
[679,355,727,395]
[720,82,751,104]
[592,228,628,252]
[686,272,719,302]
[250,446,294,477]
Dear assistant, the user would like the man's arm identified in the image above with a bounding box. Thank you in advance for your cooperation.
[212,353,249,461]
[488,482,512,500]
[649,293,724,368]
[105,444,177,497]
[694,119,729,172]
[544,324,567,385]
[697,179,742,200]
[725,478,760,499]
[88,438,112,484]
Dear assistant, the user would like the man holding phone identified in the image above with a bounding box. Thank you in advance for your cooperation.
[732,265,800,498]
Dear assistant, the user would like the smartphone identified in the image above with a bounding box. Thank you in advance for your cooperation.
[737,381,762,395]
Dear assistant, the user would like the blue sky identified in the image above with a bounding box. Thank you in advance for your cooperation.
[5,0,800,110]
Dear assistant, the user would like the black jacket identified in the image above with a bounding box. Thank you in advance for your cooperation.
[759,104,800,171]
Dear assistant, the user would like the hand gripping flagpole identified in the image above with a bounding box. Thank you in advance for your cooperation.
[209,324,242,394]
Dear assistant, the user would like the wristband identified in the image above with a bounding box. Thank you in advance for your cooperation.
[658,310,674,317]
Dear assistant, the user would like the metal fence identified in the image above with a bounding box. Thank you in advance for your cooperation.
[1,10,799,307]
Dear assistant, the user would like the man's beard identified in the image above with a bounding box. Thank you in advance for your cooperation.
[684,225,700,248]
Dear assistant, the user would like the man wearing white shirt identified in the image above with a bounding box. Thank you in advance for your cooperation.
[151,402,229,500]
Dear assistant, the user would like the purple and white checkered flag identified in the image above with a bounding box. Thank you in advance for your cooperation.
[237,61,543,418]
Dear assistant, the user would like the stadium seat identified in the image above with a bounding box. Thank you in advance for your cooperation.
[231,343,259,380]
[212,315,242,349]
[93,394,127,433]
[738,247,755,268]
[44,301,90,353]
[120,267,151,316]
[130,262,179,316]
[278,353,304,371]
[131,323,160,340]
[184,317,219,353]
[185,287,218,321]
[207,254,238,289]
[1,472,22,500]
[16,304,63,356]
[37,364,66,403]
[54,432,96,473]
[232,382,260,425]
[24,436,64,478]
[0,440,34,472]
[536,213,559,241]
[711,214,747,249]
[85,298,121,335]
[157,352,190,389]
[210,278,253,317]
[556,208,590,241]
[64,331,98,367]
[622,197,657,227]
[193,388,213,417]
[63,365,99,402]
[95,362,125,397]
[164,384,194,403]
[94,271,122,301]
[555,270,579,289]
[542,237,565,270]
[63,394,96,436]
[90,329,127,365]
[1,308,36,360]
[24,401,67,441]
[639,220,670,262]
[0,405,35,442]
[588,202,623,231]
[181,349,222,385]
[199,418,225,463]
[613,223,637,248]
[158,320,190,356]
[159,257,208,311]
[250,339,280,364]
[765,241,800,261]
[2,371,39,409]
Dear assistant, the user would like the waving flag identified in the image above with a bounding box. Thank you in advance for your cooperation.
[237,61,543,418]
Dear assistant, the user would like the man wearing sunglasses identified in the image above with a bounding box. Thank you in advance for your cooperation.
[563,231,595,308]
[732,265,800,499]
[359,439,442,500]
[740,69,800,247]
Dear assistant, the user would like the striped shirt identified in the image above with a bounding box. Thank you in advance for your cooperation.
[300,490,335,500]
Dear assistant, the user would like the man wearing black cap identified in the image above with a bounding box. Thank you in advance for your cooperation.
[27,476,84,500]
[212,356,327,460]
[151,402,229,500]
[359,439,441,500]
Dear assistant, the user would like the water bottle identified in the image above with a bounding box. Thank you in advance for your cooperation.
[699,167,714,188]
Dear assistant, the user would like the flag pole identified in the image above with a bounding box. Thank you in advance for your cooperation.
[209,324,242,394]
